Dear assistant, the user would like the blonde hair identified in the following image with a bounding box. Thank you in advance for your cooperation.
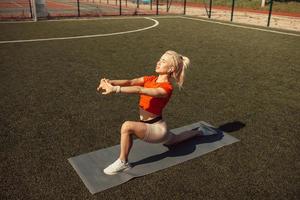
[164,50,190,89]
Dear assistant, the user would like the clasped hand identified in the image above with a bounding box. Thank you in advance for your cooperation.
[97,78,114,95]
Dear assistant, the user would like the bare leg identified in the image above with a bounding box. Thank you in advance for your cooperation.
[119,133,133,162]
[164,130,200,146]
[118,121,147,162]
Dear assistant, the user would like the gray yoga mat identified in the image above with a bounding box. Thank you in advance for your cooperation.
[68,121,239,194]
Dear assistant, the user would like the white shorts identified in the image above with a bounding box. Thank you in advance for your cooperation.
[142,120,173,143]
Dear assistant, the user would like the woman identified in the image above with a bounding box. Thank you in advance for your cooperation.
[97,50,201,175]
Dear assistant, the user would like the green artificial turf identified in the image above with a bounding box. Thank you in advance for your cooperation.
[0,16,299,199]
[0,18,153,41]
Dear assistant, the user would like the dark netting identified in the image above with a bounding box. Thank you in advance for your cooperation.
[2,0,298,26]
[79,0,120,16]
[185,0,208,17]
[45,0,158,17]
[44,0,188,17]
[0,0,186,20]
[128,0,155,15]
[160,0,185,15]
[207,0,232,21]
[231,0,268,27]
[46,0,81,18]
[0,0,32,20]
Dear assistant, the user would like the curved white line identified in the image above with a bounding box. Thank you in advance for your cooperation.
[0,17,159,44]
[0,16,178,24]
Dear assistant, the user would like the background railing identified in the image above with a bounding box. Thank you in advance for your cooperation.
[0,0,299,30]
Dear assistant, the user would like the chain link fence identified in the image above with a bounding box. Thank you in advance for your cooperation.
[0,0,299,31]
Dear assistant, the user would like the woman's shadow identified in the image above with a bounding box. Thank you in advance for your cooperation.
[131,121,245,167]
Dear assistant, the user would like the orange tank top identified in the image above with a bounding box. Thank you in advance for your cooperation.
[139,76,173,115]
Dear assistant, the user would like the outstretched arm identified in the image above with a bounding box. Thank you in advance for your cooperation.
[118,86,168,98]
[97,79,168,98]
[104,77,144,86]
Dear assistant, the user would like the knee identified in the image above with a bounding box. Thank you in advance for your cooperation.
[121,121,133,134]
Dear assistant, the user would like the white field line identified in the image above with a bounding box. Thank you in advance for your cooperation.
[0,17,159,44]
[180,16,300,37]
[0,15,179,24]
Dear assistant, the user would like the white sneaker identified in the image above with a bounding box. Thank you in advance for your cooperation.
[194,124,222,136]
[103,159,131,175]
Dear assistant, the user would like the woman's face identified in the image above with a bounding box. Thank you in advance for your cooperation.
[155,54,173,74]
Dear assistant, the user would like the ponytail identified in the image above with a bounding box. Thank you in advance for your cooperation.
[164,50,190,89]
[173,56,190,89]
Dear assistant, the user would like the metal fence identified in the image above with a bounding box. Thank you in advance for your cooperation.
[0,0,299,29]
[185,0,300,30]
[0,0,33,19]
[0,0,187,19]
